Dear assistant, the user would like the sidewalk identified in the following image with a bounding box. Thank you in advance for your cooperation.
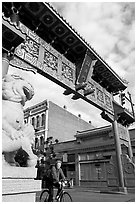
[36,186,135,202]
[72,186,135,202]
[36,187,135,203]
[36,188,135,202]
[73,186,135,193]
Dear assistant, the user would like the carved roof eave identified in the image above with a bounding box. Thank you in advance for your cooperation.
[44,3,127,91]
[56,142,114,154]
[2,2,127,91]
[75,125,112,139]
[2,15,37,74]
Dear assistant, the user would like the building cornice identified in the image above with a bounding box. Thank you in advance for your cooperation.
[55,140,114,153]
[75,125,112,138]
[24,99,48,113]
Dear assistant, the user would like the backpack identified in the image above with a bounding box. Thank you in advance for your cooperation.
[42,167,52,180]
[42,168,52,189]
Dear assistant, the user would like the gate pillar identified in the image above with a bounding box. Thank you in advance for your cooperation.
[112,119,127,193]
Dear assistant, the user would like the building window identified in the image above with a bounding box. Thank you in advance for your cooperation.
[87,153,94,160]
[68,154,75,162]
[35,137,38,149]
[24,119,27,124]
[32,117,35,128]
[41,114,45,126]
[36,115,40,127]
[79,153,87,161]
[40,136,44,146]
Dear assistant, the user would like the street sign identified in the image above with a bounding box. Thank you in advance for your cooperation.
[77,50,97,84]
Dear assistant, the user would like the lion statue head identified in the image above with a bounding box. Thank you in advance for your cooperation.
[2,74,34,106]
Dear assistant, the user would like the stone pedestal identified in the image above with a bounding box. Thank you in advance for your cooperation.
[2,166,41,202]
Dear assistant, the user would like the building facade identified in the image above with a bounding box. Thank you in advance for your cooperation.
[24,100,93,150]
[54,126,135,190]
[24,100,134,190]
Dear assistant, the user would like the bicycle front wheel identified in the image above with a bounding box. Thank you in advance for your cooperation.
[40,190,49,202]
[60,192,72,202]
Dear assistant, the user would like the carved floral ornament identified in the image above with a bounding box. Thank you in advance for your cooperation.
[121,154,135,174]
[10,23,76,88]
[62,63,73,82]
[44,50,58,71]
[124,163,134,174]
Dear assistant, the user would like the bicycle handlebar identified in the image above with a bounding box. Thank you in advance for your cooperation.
[60,179,72,188]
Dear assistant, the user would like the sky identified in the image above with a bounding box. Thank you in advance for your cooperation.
[8,1,135,128]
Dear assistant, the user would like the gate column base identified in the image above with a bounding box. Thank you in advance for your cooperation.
[2,165,41,202]
[118,187,127,194]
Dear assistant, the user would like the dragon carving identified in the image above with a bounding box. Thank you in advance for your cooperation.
[2,74,37,166]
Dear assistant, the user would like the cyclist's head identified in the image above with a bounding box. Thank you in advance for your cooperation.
[55,159,62,169]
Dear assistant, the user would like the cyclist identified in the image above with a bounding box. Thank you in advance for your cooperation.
[43,158,66,202]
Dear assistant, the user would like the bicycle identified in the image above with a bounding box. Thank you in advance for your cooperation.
[40,180,73,202]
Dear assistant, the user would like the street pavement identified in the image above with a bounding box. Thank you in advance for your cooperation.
[35,187,135,202]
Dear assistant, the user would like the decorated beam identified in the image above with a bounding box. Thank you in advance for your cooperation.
[2,2,127,94]
[2,16,114,116]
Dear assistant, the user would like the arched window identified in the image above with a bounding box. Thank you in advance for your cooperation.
[32,117,35,128]
[40,136,44,146]
[36,115,40,127]
[41,114,45,126]
[24,119,27,124]
[35,137,38,149]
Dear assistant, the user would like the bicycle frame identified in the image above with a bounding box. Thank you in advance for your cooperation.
[55,188,63,201]
[40,180,72,202]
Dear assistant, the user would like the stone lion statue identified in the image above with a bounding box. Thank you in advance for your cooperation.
[2,74,37,167]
